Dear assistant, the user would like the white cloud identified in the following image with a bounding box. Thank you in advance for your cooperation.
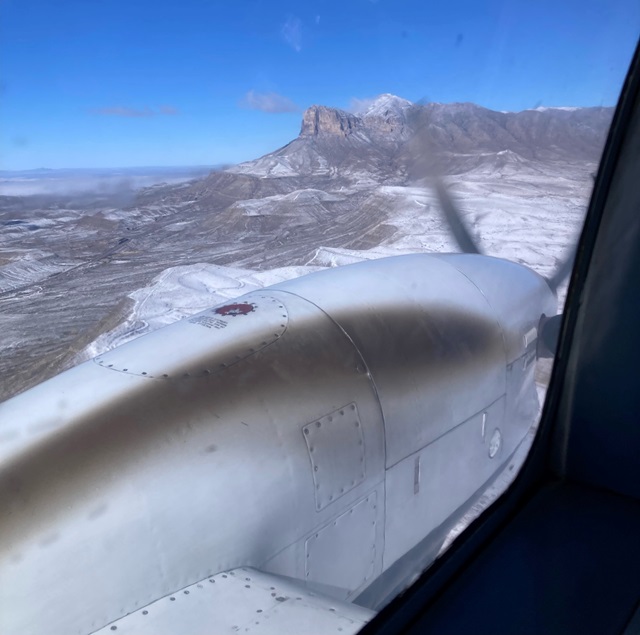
[281,15,302,52]
[348,97,377,114]
[241,90,299,114]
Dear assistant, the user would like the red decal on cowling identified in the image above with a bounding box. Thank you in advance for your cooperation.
[214,302,256,317]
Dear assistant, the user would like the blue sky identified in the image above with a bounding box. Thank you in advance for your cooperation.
[1,0,638,169]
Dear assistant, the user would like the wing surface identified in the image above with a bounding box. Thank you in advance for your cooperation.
[92,567,374,634]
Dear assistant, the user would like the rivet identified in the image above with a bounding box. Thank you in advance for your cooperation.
[351,404,356,410]
[355,421,360,427]
[141,372,147,375]
[111,627,117,632]
[304,429,309,435]
[184,590,189,594]
[245,584,250,588]
[108,364,113,368]
[142,610,148,615]
[122,368,128,372]
[314,466,318,472]
[340,410,344,416]
[209,579,215,583]
[170,597,175,601]
[257,609,263,613]
[316,421,321,428]
[163,374,169,378]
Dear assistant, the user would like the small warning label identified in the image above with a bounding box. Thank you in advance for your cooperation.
[188,315,228,330]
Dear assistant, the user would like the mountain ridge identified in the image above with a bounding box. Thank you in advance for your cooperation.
[225,95,612,183]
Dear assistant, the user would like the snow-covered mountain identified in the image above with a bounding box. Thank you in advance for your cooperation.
[358,93,413,118]
[222,95,611,185]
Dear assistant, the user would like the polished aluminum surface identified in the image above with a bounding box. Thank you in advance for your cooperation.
[0,253,556,634]
[91,568,374,635]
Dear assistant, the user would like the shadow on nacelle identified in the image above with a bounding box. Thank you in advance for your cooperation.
[0,249,556,634]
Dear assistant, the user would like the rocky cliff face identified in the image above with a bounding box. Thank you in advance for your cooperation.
[300,106,361,137]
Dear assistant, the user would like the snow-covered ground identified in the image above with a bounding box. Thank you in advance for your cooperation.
[76,263,325,361]
[76,166,589,360]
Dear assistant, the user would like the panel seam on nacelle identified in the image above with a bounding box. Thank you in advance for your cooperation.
[384,393,507,471]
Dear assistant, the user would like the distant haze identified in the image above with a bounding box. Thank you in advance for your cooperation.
[0,166,218,198]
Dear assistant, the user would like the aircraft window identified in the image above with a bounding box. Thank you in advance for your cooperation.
[1,2,638,634]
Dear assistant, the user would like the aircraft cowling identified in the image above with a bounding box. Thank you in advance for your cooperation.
[0,254,555,635]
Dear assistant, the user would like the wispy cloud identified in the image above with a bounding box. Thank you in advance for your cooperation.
[281,15,302,52]
[348,97,377,114]
[91,105,180,117]
[241,90,299,114]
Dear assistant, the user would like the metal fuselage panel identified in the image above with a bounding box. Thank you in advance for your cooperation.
[0,254,555,634]
[0,291,385,635]
[273,255,509,467]
[274,254,554,573]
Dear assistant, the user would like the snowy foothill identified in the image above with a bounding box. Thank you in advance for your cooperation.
[77,163,591,362]
[77,263,326,361]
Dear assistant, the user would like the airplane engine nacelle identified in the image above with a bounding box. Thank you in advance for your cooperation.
[0,254,555,635]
